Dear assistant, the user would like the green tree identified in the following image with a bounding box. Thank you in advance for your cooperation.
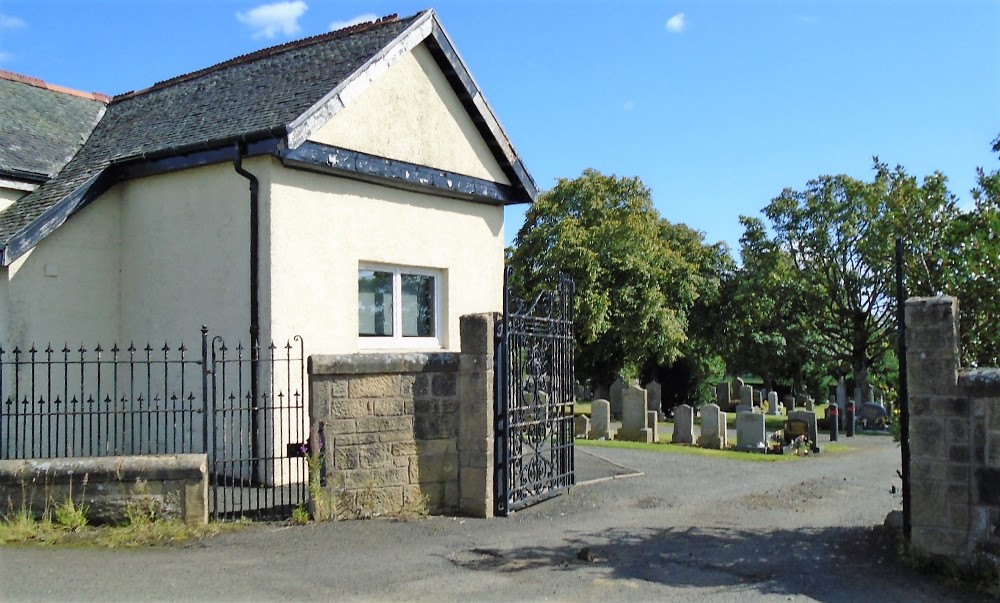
[761,161,958,400]
[508,169,715,389]
[944,134,1000,366]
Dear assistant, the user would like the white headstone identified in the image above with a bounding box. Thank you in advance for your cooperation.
[647,411,660,443]
[574,414,591,439]
[767,391,779,415]
[588,399,612,440]
[617,386,652,442]
[735,412,766,452]
[672,404,695,445]
[697,403,727,449]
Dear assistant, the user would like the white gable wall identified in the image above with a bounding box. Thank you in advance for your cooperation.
[309,43,511,185]
[117,163,251,347]
[4,192,121,347]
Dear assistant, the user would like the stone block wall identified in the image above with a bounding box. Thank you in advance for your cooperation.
[906,296,1000,567]
[308,313,496,519]
[0,454,208,524]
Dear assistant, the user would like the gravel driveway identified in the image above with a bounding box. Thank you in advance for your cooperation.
[0,433,988,602]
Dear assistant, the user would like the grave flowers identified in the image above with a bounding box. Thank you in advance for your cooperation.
[769,430,784,454]
[791,434,812,456]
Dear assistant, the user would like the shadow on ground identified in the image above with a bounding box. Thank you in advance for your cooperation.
[446,523,985,602]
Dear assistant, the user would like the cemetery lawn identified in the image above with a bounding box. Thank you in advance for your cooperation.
[578,439,798,462]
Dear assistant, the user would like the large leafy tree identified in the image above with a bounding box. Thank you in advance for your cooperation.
[761,160,959,400]
[508,169,715,389]
[939,135,1000,366]
[720,216,820,394]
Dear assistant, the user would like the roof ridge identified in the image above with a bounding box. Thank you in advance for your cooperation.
[112,12,409,103]
[0,69,110,103]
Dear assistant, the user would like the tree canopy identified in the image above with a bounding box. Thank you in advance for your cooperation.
[508,169,723,389]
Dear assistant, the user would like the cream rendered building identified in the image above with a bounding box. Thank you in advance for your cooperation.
[0,10,536,356]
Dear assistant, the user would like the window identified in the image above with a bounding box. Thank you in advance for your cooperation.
[359,266,441,348]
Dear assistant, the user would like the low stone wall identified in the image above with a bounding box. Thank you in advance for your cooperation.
[0,454,208,524]
[309,313,496,519]
[906,296,1000,569]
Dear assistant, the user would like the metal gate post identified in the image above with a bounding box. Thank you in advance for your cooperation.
[201,325,209,455]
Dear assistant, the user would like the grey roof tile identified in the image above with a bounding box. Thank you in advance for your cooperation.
[0,73,106,181]
[0,12,419,245]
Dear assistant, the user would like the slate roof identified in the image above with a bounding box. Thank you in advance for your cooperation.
[0,72,106,182]
[0,10,536,265]
[0,13,419,249]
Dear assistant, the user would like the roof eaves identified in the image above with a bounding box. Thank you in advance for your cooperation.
[423,20,538,203]
[286,10,434,150]
[1,169,118,267]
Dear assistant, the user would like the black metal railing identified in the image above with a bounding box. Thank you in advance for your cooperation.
[496,267,576,515]
[0,327,307,520]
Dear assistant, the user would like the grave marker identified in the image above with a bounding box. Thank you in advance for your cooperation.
[697,403,728,449]
[588,399,612,440]
[672,404,695,445]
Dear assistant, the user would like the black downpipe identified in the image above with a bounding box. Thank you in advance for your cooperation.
[896,238,911,541]
[234,144,261,484]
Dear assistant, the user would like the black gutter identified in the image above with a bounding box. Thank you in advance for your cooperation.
[233,143,262,484]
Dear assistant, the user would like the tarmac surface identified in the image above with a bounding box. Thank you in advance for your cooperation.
[1,431,991,602]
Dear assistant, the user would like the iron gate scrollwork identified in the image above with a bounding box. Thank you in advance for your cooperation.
[496,267,575,516]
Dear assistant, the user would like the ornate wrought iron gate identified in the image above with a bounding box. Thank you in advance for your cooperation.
[495,268,575,516]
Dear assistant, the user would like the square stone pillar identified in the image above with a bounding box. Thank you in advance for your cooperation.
[458,313,498,518]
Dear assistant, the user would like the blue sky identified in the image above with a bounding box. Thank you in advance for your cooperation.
[1,0,997,253]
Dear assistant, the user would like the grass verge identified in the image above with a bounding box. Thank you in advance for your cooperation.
[0,515,249,547]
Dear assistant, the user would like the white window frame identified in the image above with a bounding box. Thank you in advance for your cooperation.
[358,264,443,350]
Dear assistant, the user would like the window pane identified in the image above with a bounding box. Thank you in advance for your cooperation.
[401,274,435,337]
[359,270,393,336]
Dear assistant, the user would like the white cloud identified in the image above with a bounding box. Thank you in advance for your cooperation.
[329,13,378,32]
[0,14,26,29]
[236,1,308,39]
[665,13,686,33]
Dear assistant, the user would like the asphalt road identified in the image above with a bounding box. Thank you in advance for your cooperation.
[1,433,988,602]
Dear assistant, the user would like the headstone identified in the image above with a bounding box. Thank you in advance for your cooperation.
[716,382,731,410]
[617,386,652,442]
[796,394,808,410]
[783,395,795,414]
[588,399,612,440]
[735,411,766,452]
[697,403,727,449]
[858,403,889,430]
[574,414,591,439]
[767,391,779,416]
[737,385,754,414]
[733,377,745,398]
[804,397,815,412]
[647,411,660,443]
[753,390,764,407]
[788,410,820,453]
[644,380,662,416]
[609,376,625,419]
[672,404,695,445]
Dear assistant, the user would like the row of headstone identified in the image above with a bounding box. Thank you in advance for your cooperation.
[609,376,663,420]
[617,386,659,443]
